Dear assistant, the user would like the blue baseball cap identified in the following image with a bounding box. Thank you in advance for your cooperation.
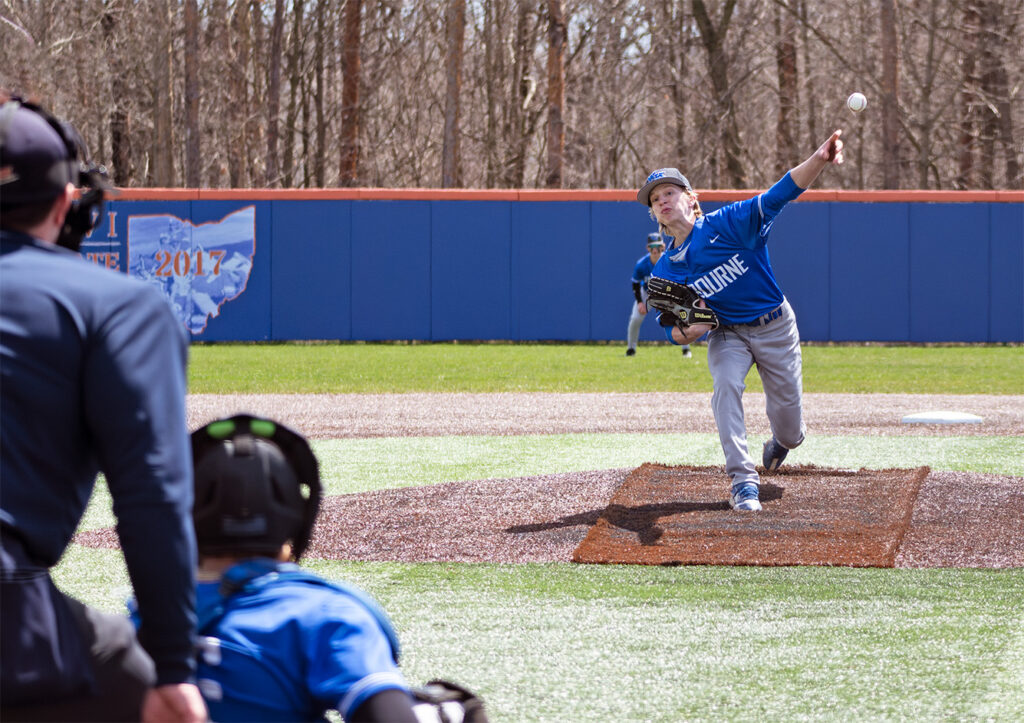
[636,167,693,206]
[0,101,76,207]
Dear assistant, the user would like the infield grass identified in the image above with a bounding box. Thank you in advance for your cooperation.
[61,343,1023,722]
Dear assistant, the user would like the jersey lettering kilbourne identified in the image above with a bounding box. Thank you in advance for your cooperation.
[192,562,410,722]
[652,172,803,326]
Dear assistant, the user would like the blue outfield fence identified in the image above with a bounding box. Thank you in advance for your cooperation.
[79,190,1024,343]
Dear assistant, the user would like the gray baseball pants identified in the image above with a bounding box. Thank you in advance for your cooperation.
[706,299,805,489]
[626,290,649,350]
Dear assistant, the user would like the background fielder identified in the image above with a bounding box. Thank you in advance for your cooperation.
[626,232,691,358]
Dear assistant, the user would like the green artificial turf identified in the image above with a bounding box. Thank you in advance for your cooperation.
[187,342,1024,395]
[53,548,1024,722]
[57,342,1022,721]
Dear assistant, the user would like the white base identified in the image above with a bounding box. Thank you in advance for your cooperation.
[901,410,984,424]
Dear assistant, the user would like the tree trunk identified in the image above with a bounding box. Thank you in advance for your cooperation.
[879,0,900,189]
[954,4,979,189]
[545,0,566,188]
[979,0,1020,189]
[151,0,175,186]
[799,0,817,150]
[692,0,746,187]
[282,0,304,188]
[227,1,250,187]
[247,1,265,185]
[482,0,502,187]
[655,0,687,163]
[101,3,133,186]
[442,0,465,188]
[339,0,362,186]
[265,0,285,187]
[774,1,798,177]
[314,0,327,187]
[184,0,201,188]
[504,2,536,188]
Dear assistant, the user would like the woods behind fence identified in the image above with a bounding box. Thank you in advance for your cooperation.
[1,0,1020,191]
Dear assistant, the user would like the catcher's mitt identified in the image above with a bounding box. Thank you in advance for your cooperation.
[646,276,719,329]
[412,679,489,722]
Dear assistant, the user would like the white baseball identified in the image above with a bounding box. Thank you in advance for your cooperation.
[847,92,867,112]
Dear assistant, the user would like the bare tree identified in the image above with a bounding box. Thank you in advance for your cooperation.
[505,3,542,188]
[442,0,465,188]
[774,0,799,176]
[226,1,251,187]
[879,0,900,188]
[101,1,133,186]
[282,0,305,188]
[691,0,747,187]
[184,0,200,187]
[545,0,567,188]
[339,0,362,186]
[978,0,1021,188]
[3,0,1022,192]
[151,0,175,186]
[266,0,286,187]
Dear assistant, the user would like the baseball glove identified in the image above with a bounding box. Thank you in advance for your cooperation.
[412,679,489,722]
[646,276,719,329]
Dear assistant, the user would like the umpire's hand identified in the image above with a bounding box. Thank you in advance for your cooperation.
[142,684,208,722]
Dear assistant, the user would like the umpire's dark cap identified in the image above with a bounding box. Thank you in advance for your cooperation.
[0,102,75,207]
[636,167,693,206]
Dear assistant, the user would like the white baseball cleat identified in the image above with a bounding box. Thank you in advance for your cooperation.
[730,482,762,511]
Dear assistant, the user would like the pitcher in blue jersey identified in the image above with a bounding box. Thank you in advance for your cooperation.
[637,130,845,511]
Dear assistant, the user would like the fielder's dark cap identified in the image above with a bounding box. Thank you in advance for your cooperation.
[636,167,693,206]
[646,232,664,247]
[0,102,76,207]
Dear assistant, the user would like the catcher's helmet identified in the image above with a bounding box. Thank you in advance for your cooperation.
[191,414,321,561]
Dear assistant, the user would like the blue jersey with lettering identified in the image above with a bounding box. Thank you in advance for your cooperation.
[652,172,803,325]
[631,253,657,288]
[191,560,410,722]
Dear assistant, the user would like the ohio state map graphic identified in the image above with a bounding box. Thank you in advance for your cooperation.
[127,206,255,334]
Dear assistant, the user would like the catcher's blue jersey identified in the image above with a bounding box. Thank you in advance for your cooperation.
[652,172,803,326]
[191,560,410,722]
[631,253,657,288]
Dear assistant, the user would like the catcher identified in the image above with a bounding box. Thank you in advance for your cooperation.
[147,414,488,723]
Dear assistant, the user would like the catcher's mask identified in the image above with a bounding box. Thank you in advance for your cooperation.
[191,414,321,561]
[0,97,113,251]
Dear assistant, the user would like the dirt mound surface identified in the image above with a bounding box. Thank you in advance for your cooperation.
[572,464,927,567]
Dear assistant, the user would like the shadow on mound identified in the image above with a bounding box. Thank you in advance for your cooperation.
[572,464,927,567]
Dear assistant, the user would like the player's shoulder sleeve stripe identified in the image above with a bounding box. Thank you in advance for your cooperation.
[337,671,410,718]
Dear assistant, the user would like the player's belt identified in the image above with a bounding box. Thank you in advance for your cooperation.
[740,304,784,327]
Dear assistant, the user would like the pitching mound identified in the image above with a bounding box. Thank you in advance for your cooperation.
[75,466,1023,568]
[572,464,927,567]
